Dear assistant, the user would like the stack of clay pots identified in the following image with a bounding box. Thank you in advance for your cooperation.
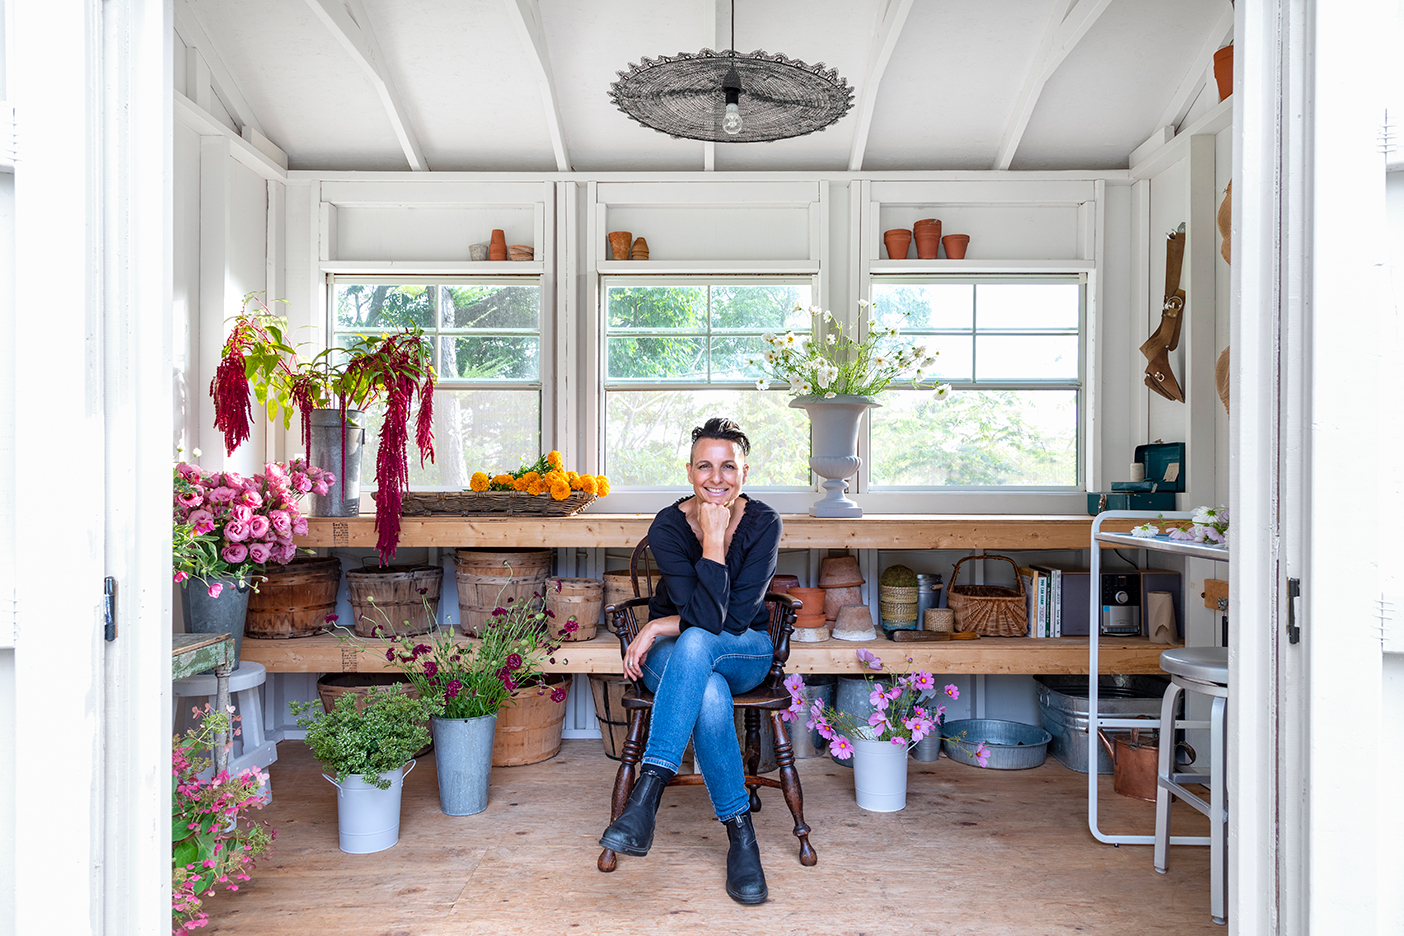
[819,555,864,627]
[788,586,828,642]
[913,218,942,259]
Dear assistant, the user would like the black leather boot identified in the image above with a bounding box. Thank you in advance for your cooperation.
[599,766,672,856]
[722,811,768,904]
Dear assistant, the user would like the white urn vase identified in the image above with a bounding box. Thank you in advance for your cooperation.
[789,394,881,518]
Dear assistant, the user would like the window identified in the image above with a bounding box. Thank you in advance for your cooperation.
[330,278,543,489]
[602,279,814,488]
[868,277,1083,488]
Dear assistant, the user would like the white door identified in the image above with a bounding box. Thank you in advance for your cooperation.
[6,2,172,933]
[1233,2,1402,932]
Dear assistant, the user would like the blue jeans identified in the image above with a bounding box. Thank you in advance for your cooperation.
[639,626,774,821]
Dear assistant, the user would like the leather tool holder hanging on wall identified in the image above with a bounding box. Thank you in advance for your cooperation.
[1141,223,1187,403]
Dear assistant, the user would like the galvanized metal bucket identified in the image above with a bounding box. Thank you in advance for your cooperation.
[308,408,365,517]
[1034,675,1172,774]
[791,675,836,758]
[431,713,497,816]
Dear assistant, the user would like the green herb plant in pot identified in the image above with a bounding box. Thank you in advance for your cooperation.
[292,687,434,854]
[365,575,564,816]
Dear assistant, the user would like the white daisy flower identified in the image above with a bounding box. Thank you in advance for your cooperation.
[755,378,770,391]
[824,391,837,398]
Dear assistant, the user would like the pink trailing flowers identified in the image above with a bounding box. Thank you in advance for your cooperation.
[783,649,991,767]
[173,457,330,594]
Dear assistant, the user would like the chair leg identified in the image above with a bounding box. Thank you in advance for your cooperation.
[1210,694,1227,925]
[744,708,762,813]
[598,710,648,873]
[769,711,816,867]
[1154,682,1183,873]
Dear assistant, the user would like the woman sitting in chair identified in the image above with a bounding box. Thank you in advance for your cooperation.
[599,417,782,904]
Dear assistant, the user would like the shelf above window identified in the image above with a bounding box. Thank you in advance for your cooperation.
[321,260,544,275]
[596,260,820,275]
[868,259,1095,275]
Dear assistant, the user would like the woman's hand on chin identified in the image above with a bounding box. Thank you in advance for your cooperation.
[698,501,732,537]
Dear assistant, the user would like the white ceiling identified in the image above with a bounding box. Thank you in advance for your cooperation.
[179,0,1232,173]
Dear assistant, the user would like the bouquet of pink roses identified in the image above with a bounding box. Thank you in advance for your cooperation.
[784,648,990,766]
[173,456,333,595]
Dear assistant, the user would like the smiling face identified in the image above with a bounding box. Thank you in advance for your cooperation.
[687,437,749,507]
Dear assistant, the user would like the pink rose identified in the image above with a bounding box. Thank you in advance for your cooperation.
[207,582,224,598]
[267,510,292,538]
[292,516,308,536]
[270,542,298,564]
[265,462,286,480]
[313,480,330,496]
[177,490,203,508]
[222,543,248,564]
[248,515,271,539]
[241,490,264,508]
[207,486,236,505]
[223,472,245,488]
[247,541,272,564]
[231,504,253,525]
[291,472,313,494]
[224,519,250,542]
[187,509,214,530]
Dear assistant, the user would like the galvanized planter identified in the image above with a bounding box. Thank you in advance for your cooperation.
[941,718,1052,770]
[431,713,497,816]
[1034,675,1171,774]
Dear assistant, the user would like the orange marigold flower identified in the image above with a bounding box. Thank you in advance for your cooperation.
[470,472,490,492]
[491,473,514,489]
[567,471,581,489]
[549,479,571,500]
[527,480,546,496]
[512,476,531,492]
[547,450,563,470]
[524,471,540,484]
[579,475,598,495]
[597,475,610,496]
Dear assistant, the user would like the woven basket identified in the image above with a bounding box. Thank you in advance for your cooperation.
[947,554,1028,637]
[879,599,918,621]
[395,490,597,518]
[879,584,919,604]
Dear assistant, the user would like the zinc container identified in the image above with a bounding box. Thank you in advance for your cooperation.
[1034,675,1172,774]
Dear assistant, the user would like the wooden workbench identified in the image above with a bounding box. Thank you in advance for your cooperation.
[296,513,1140,551]
[238,631,1173,676]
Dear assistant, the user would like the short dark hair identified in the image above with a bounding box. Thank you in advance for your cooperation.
[690,417,751,457]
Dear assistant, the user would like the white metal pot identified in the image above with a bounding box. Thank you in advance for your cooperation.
[789,394,880,518]
[851,737,909,812]
[324,761,414,854]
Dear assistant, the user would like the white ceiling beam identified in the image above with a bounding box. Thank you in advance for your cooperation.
[303,0,429,171]
[847,0,915,172]
[503,0,570,172]
[993,0,1116,170]
[1155,5,1234,133]
[174,0,265,138]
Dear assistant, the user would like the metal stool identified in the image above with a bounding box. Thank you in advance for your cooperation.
[1154,646,1229,925]
[173,660,277,799]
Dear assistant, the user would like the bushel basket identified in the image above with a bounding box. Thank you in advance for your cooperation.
[947,554,1029,637]
[394,490,596,518]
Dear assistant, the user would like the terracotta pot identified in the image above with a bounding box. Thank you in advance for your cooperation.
[883,229,912,260]
[607,231,633,260]
[1213,45,1233,102]
[914,229,941,260]
[823,585,864,623]
[488,229,508,261]
[630,237,649,260]
[818,555,864,588]
[788,587,826,615]
[769,574,801,595]
[941,234,970,260]
[794,612,828,629]
[913,218,941,236]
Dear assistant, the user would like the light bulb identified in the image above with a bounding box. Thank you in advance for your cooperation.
[723,102,743,135]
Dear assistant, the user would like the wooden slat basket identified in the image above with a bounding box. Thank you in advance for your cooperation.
[492,673,570,766]
[454,548,552,637]
[346,564,443,638]
[947,554,1029,638]
[244,556,342,639]
[397,490,596,518]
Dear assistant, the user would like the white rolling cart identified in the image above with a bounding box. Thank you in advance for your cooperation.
[1087,510,1229,845]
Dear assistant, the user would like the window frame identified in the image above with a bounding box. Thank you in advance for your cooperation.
[326,273,550,491]
[598,273,820,497]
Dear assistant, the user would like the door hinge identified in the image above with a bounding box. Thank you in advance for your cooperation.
[1286,577,1301,645]
[103,577,117,642]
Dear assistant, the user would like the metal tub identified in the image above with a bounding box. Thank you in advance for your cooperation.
[1034,675,1172,774]
[942,719,1052,769]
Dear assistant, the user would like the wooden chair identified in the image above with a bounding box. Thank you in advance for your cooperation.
[597,548,816,873]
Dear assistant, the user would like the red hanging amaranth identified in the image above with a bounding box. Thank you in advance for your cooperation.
[210,350,253,456]
[416,372,436,467]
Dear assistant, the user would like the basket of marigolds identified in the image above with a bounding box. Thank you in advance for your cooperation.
[396,451,610,518]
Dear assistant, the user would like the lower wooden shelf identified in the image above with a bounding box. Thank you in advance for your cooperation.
[238,632,1173,676]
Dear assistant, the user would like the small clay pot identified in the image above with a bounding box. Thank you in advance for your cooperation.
[818,556,864,588]
[489,229,508,261]
[942,234,970,260]
[914,228,941,260]
[823,585,864,623]
[883,229,912,260]
[1213,45,1233,102]
[607,231,633,260]
[787,587,826,615]
[630,237,649,260]
[469,243,489,261]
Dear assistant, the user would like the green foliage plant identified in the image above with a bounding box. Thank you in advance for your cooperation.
[752,300,949,399]
[291,687,435,789]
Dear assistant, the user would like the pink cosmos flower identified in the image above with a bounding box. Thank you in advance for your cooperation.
[223,519,250,542]
[912,672,935,693]
[944,683,960,700]
[207,582,224,598]
[890,736,907,746]
[784,673,805,695]
[973,741,991,768]
[854,647,884,671]
[246,542,272,564]
[247,515,271,539]
[222,543,248,564]
[829,736,854,759]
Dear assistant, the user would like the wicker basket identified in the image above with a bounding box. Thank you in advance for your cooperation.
[947,554,1029,637]
[395,490,597,518]
[879,583,919,604]
[879,599,918,622]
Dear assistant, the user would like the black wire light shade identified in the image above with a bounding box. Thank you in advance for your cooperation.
[609,48,854,143]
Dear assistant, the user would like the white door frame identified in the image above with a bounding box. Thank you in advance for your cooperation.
[1233,1,1395,932]
[11,1,172,933]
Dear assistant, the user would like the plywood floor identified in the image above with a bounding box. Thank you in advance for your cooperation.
[200,739,1220,936]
